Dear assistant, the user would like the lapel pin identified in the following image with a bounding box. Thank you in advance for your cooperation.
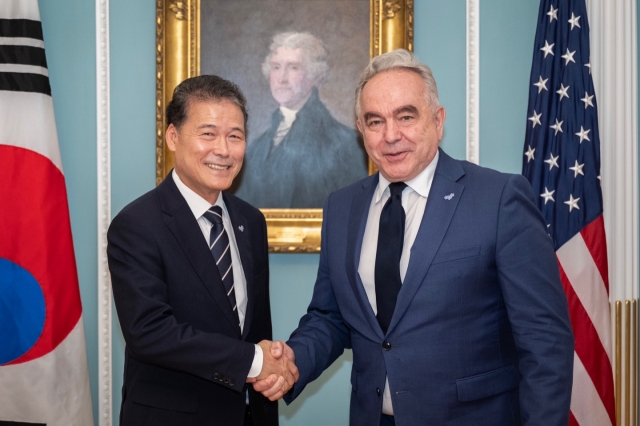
[444,193,455,201]
[238,225,244,232]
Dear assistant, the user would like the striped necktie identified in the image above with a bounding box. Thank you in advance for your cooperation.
[203,206,239,322]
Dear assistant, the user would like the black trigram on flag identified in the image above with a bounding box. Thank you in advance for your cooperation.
[0,16,51,95]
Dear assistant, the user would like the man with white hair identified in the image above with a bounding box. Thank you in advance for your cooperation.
[254,49,574,425]
[235,32,368,208]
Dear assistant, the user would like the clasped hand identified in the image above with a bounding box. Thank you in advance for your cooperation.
[246,340,298,401]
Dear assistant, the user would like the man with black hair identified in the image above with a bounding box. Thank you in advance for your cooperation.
[108,75,297,426]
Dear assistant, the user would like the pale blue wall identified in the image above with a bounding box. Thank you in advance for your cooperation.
[39,1,545,425]
[479,0,539,173]
[38,0,98,420]
[109,0,157,414]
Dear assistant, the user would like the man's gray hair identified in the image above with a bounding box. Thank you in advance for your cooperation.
[354,49,439,118]
[261,32,329,84]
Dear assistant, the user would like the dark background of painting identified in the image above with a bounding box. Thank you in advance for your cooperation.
[200,0,370,144]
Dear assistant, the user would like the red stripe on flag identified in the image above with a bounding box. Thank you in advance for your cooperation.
[580,215,610,294]
[569,411,579,426]
[557,261,616,425]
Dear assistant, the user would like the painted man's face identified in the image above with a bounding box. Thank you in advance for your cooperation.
[269,47,318,110]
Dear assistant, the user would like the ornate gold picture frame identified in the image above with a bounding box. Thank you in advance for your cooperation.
[156,0,413,252]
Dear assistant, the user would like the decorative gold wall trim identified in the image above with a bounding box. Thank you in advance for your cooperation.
[614,299,638,426]
[156,0,413,252]
[155,0,199,187]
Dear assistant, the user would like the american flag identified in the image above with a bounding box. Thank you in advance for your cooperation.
[522,1,615,425]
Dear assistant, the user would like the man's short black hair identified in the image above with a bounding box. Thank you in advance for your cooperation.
[166,75,248,131]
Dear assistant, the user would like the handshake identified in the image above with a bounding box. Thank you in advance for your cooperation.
[247,340,298,401]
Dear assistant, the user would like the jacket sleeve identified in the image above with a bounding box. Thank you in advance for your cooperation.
[107,207,255,393]
[496,174,574,425]
[284,193,352,403]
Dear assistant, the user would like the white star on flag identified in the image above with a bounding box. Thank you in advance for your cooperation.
[544,153,559,170]
[561,48,576,65]
[540,40,555,58]
[547,5,558,22]
[550,118,564,135]
[569,160,585,177]
[564,194,580,211]
[534,76,549,93]
[585,62,591,74]
[556,83,570,101]
[576,126,591,143]
[528,111,542,128]
[581,92,594,109]
[568,13,581,30]
[540,187,555,204]
[524,145,535,162]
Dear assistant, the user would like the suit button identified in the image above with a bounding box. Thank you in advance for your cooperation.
[376,388,381,396]
[223,377,229,384]
[382,341,391,350]
[213,373,220,380]
[229,379,235,387]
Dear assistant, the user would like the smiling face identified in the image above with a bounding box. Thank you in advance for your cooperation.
[268,46,318,109]
[356,69,446,182]
[166,99,246,204]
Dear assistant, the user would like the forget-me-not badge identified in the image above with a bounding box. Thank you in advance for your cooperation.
[238,225,244,232]
[444,193,455,201]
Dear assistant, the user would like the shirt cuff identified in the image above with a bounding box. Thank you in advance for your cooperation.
[247,344,263,379]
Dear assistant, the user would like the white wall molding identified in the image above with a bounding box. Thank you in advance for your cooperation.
[587,0,638,302]
[587,1,638,422]
[466,0,480,164]
[96,0,112,424]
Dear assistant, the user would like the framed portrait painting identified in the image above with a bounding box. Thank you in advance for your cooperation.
[156,0,414,252]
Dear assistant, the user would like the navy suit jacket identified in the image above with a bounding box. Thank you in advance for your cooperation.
[107,175,277,426]
[285,149,574,426]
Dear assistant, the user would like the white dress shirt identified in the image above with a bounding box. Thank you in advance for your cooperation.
[357,151,439,415]
[172,170,263,378]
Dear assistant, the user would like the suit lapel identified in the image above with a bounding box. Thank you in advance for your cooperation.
[223,194,254,340]
[387,151,465,334]
[345,174,385,340]
[159,178,242,336]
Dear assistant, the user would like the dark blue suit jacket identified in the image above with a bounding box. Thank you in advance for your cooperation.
[285,149,573,425]
[107,175,277,426]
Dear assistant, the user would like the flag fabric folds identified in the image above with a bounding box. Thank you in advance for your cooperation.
[0,1,94,425]
[522,1,615,425]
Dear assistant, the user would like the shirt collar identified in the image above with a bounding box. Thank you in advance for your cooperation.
[279,106,299,121]
[172,170,226,219]
[374,150,440,203]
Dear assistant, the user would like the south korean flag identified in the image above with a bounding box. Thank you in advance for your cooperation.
[0,2,94,425]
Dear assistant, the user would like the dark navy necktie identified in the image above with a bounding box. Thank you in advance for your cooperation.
[203,206,239,323]
[375,182,407,334]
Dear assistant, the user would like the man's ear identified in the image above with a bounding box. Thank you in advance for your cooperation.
[434,106,446,141]
[166,124,178,152]
[356,119,364,135]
